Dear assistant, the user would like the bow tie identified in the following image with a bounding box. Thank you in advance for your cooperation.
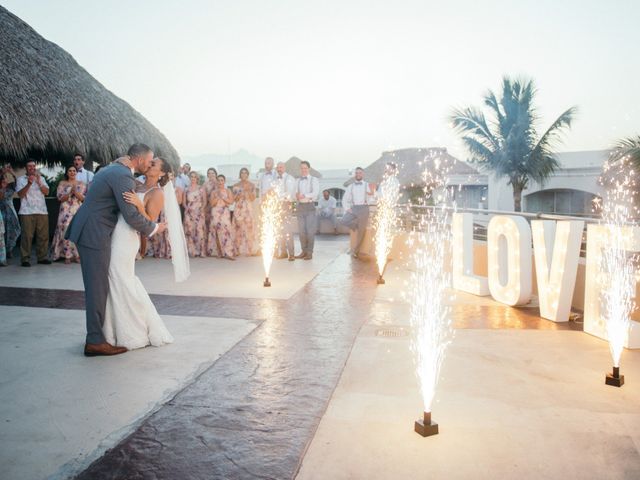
[355,181,363,185]
[278,175,283,179]
[78,169,83,173]
[265,171,273,175]
[301,176,308,180]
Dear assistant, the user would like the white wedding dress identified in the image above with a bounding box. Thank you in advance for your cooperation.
[102,192,174,349]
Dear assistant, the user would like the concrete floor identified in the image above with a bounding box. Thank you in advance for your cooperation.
[296,267,640,480]
[0,306,259,480]
[0,238,346,300]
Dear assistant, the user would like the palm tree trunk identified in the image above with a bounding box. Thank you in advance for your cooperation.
[512,184,523,212]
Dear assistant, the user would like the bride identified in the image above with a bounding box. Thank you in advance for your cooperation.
[102,157,189,350]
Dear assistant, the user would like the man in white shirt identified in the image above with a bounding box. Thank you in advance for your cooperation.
[258,157,276,198]
[16,159,50,266]
[175,163,191,190]
[273,161,296,260]
[317,189,338,233]
[74,153,94,186]
[295,160,319,260]
[341,167,375,259]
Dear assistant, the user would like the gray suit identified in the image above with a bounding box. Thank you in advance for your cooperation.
[66,162,156,345]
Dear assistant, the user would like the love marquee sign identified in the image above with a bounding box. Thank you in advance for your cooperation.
[451,213,639,348]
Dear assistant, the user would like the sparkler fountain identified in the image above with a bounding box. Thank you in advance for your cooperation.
[408,154,454,436]
[600,154,639,387]
[373,163,400,284]
[259,189,283,287]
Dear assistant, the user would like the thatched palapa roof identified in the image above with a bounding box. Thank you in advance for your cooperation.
[344,147,479,187]
[0,6,179,167]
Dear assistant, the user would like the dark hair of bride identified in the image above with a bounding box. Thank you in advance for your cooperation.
[155,157,173,187]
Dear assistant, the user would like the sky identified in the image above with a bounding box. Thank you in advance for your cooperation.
[3,0,640,169]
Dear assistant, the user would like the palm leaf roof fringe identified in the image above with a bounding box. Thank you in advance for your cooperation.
[0,6,180,168]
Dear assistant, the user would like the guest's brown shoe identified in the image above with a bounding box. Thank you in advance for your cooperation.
[84,342,128,357]
[294,253,306,259]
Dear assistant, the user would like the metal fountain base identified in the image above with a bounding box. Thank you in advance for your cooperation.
[605,366,624,387]
[263,277,271,287]
[376,275,385,285]
[415,411,439,437]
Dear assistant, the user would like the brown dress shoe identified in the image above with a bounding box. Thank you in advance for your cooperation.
[294,253,306,259]
[304,254,313,260]
[84,342,128,357]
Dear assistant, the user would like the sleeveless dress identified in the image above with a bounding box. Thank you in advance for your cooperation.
[102,192,173,349]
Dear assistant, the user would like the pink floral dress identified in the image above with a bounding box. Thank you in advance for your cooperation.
[208,188,235,258]
[183,186,207,257]
[51,182,86,260]
[147,210,171,258]
[232,181,257,256]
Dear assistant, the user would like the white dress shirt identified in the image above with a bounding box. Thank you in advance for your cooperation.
[274,172,295,201]
[176,173,190,190]
[259,169,276,197]
[76,168,94,185]
[317,195,337,214]
[342,181,370,210]
[296,175,319,203]
[16,175,49,215]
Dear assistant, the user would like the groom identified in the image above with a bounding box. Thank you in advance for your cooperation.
[66,143,166,357]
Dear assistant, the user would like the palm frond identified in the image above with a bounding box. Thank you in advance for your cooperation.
[611,136,640,166]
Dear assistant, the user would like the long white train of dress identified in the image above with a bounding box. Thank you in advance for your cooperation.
[103,210,174,350]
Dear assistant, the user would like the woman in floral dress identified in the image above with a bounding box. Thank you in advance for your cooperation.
[208,174,235,260]
[232,167,257,256]
[0,166,20,257]
[51,165,86,263]
[183,171,207,257]
[0,209,6,266]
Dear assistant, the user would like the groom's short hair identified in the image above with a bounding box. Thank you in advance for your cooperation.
[127,143,152,159]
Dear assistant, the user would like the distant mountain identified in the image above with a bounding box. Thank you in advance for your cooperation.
[181,149,264,172]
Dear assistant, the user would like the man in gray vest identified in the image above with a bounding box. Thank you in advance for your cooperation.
[341,167,375,259]
[66,144,166,356]
[295,160,319,260]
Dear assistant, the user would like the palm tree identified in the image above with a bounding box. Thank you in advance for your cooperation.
[611,136,640,165]
[450,76,577,211]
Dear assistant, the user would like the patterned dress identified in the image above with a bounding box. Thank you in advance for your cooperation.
[147,209,171,258]
[232,181,257,256]
[0,184,20,255]
[51,182,86,260]
[208,188,235,258]
[183,186,207,257]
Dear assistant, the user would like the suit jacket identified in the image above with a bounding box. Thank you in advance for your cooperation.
[65,162,156,250]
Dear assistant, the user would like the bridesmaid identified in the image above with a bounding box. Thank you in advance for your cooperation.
[183,171,207,257]
[208,174,235,260]
[203,167,218,248]
[0,165,20,258]
[232,167,257,256]
[51,165,86,263]
[0,209,6,266]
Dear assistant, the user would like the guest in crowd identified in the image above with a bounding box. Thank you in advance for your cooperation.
[208,174,235,260]
[51,165,86,263]
[275,161,296,260]
[170,171,185,219]
[341,167,375,259]
[317,189,338,234]
[258,157,276,198]
[183,171,207,257]
[16,160,50,267]
[204,167,218,240]
[176,163,191,190]
[0,165,20,258]
[0,209,6,266]
[131,157,173,258]
[73,153,94,186]
[232,167,257,256]
[295,160,319,260]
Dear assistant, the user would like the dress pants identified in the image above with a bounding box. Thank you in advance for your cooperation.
[296,203,317,255]
[19,213,49,262]
[340,205,369,254]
